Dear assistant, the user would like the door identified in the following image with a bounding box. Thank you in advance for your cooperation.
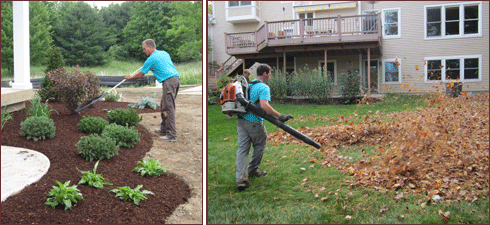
[364,60,378,93]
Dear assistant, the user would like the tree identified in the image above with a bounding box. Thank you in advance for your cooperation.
[29,1,54,65]
[1,1,14,76]
[52,1,116,66]
[123,1,174,61]
[166,1,203,62]
[99,1,135,47]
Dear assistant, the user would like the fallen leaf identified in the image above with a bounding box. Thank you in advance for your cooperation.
[319,187,326,192]
[321,196,329,201]
[300,168,306,171]
[273,197,279,200]
[303,178,308,182]
[224,137,230,141]
[345,215,352,220]
[380,206,389,213]
[421,202,427,208]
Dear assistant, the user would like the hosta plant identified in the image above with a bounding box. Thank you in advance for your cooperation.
[133,158,167,177]
[77,160,112,189]
[77,116,109,134]
[110,185,154,205]
[106,108,142,127]
[1,106,13,130]
[76,134,119,161]
[104,90,122,102]
[128,96,159,110]
[19,116,56,141]
[44,180,84,211]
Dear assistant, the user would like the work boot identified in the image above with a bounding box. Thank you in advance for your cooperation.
[154,129,167,136]
[159,136,177,142]
[249,170,267,178]
[237,180,251,191]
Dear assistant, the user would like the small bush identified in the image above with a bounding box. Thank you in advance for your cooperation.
[101,123,141,148]
[46,66,101,113]
[339,70,361,104]
[77,160,113,189]
[133,158,166,177]
[288,65,333,102]
[106,108,142,127]
[104,90,122,102]
[44,180,84,211]
[19,116,56,141]
[110,185,154,206]
[44,46,65,74]
[77,116,109,134]
[25,93,58,118]
[76,134,119,161]
[128,96,159,110]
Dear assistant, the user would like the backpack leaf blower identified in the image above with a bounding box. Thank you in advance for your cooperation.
[220,76,321,149]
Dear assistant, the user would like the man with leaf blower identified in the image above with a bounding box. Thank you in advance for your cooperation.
[236,64,294,191]
[125,39,180,142]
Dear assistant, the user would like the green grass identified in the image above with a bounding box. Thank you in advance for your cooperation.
[208,94,489,224]
[1,60,202,85]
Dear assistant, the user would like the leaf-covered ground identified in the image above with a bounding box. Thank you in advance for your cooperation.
[269,93,489,202]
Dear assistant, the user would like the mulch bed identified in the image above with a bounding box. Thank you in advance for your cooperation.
[1,101,190,224]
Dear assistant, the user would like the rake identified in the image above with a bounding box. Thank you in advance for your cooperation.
[74,66,143,113]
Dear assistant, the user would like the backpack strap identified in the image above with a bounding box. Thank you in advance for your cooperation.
[248,79,262,105]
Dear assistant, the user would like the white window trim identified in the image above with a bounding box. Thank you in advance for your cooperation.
[318,60,337,85]
[382,8,401,39]
[227,1,254,9]
[424,1,482,40]
[424,55,482,83]
[382,59,402,84]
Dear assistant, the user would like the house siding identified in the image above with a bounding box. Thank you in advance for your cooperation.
[209,1,489,94]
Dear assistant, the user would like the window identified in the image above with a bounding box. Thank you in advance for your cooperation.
[299,12,314,26]
[383,59,401,83]
[319,61,336,83]
[425,55,481,82]
[425,2,481,39]
[382,8,401,38]
[228,1,252,7]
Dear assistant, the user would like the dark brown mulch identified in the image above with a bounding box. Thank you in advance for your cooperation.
[1,101,190,224]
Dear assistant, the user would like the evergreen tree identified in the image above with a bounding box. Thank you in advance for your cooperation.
[44,46,65,73]
[166,1,203,62]
[29,1,54,65]
[123,1,174,61]
[99,1,135,47]
[1,1,14,76]
[52,1,116,66]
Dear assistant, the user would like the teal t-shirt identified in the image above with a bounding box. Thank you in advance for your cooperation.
[141,50,179,83]
[240,79,271,124]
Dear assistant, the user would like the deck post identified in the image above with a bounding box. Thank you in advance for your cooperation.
[300,18,304,43]
[265,21,269,44]
[276,57,279,76]
[324,49,328,77]
[337,15,342,41]
[283,51,286,76]
[367,47,371,95]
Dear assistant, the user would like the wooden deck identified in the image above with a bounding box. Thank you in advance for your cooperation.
[225,14,382,55]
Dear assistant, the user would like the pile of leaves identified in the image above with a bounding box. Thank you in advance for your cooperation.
[269,93,489,200]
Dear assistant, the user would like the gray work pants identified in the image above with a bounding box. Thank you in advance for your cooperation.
[160,76,180,139]
[236,118,267,183]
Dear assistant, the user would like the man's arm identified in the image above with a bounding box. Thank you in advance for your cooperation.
[125,71,145,80]
[259,99,281,118]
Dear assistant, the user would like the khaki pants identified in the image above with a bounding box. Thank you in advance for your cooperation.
[236,119,267,183]
[160,76,180,139]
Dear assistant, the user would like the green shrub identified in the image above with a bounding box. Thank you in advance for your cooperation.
[77,160,113,189]
[44,180,84,211]
[110,185,154,205]
[288,65,333,102]
[268,70,288,101]
[19,116,56,141]
[133,158,166,177]
[45,66,101,113]
[106,108,142,127]
[76,134,119,161]
[107,44,129,61]
[104,90,122,102]
[339,70,361,104]
[44,46,65,74]
[25,93,58,118]
[1,107,13,131]
[77,116,109,135]
[128,96,159,110]
[101,123,141,148]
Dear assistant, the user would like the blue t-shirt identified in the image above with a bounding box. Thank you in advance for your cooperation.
[241,79,271,124]
[141,50,179,83]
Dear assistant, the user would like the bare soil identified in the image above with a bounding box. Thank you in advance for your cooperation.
[0,86,202,224]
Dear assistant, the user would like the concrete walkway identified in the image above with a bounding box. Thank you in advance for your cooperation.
[1,146,50,202]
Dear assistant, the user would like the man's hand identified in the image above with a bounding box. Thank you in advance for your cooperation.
[279,114,294,122]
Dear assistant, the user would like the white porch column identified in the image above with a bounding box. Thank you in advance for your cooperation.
[12,1,32,89]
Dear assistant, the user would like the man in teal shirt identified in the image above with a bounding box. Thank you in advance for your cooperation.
[236,64,293,190]
[125,39,180,142]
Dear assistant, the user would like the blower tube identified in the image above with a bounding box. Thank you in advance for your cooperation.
[236,93,321,149]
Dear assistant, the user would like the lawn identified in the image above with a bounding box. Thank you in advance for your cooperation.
[1,60,202,85]
[207,93,489,224]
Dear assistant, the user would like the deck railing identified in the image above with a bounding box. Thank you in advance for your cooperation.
[226,14,381,53]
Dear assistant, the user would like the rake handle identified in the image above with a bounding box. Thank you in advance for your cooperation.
[107,66,143,92]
